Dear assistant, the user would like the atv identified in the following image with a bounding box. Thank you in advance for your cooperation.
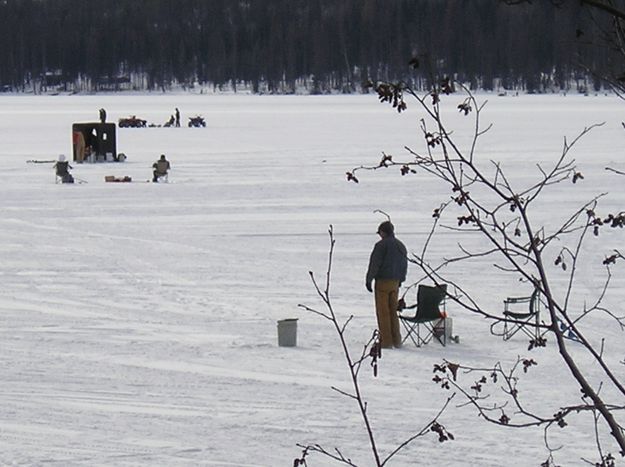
[118,116,147,128]
[188,115,206,127]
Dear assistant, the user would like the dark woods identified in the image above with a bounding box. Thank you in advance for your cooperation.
[0,0,618,94]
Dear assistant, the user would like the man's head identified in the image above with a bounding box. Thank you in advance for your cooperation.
[160,154,166,160]
[377,221,394,237]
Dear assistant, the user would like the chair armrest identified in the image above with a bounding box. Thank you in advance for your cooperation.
[504,296,532,304]
[503,310,536,319]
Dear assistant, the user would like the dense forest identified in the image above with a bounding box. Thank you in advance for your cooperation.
[0,0,621,94]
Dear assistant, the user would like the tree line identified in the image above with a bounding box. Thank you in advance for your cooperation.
[0,0,618,94]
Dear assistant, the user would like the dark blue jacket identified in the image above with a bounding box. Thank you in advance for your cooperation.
[366,234,407,285]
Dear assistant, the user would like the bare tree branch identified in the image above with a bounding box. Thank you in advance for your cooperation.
[352,80,625,463]
[297,226,453,466]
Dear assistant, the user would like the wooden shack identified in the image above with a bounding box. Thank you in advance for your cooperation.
[72,122,117,162]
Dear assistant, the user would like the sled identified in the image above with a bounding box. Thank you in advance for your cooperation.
[105,175,132,183]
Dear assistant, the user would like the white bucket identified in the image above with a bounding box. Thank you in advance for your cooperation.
[434,317,453,342]
[277,318,298,347]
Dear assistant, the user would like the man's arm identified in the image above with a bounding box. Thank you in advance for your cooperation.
[365,242,384,291]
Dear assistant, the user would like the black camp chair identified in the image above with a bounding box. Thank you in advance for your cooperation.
[490,287,540,341]
[398,284,448,347]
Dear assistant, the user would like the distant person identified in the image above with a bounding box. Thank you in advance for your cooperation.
[53,154,74,183]
[152,154,171,182]
[88,128,99,159]
[365,221,407,349]
[165,115,175,127]
[99,107,106,123]
[175,107,180,127]
[73,130,86,163]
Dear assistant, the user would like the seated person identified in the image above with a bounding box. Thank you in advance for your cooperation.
[152,154,171,182]
[53,154,74,183]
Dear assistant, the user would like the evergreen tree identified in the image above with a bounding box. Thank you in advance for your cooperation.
[0,0,616,93]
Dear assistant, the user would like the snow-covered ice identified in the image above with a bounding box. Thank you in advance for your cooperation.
[1,92,624,466]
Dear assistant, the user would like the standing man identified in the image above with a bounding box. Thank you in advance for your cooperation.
[366,221,407,349]
[175,107,180,127]
[99,108,106,123]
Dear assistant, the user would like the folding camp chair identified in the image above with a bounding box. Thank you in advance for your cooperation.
[398,284,448,347]
[490,287,540,341]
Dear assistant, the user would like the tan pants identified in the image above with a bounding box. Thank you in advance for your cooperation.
[374,279,402,348]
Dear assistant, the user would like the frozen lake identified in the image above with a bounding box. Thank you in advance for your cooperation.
[1,92,624,466]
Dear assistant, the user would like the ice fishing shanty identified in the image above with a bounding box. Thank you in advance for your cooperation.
[72,122,118,162]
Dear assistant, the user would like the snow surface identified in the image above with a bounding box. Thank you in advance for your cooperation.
[1,92,624,466]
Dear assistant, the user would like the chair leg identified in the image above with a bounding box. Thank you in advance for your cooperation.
[503,320,515,340]
[503,317,540,341]
[534,311,541,340]
[400,319,447,347]
[400,321,422,347]
[400,320,432,347]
